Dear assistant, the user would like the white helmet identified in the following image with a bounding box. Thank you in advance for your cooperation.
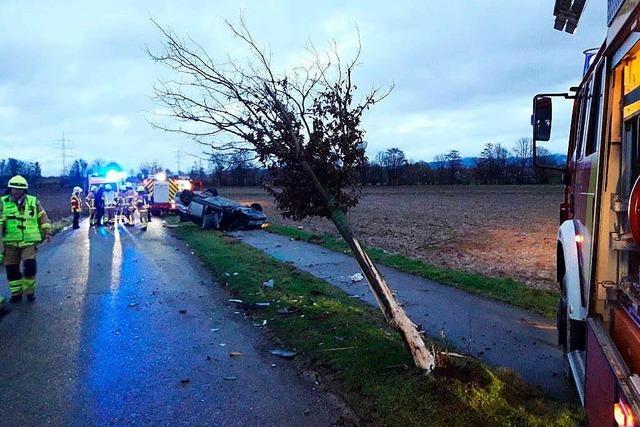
[73,186,83,194]
[125,182,133,189]
[105,184,112,191]
[136,185,146,192]
[90,185,98,192]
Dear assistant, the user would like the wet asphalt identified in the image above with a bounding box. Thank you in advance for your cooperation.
[0,220,341,426]
[231,230,574,401]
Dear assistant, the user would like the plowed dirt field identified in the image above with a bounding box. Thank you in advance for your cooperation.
[221,185,563,292]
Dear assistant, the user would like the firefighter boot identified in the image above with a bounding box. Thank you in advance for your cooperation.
[23,278,36,302]
[9,279,23,303]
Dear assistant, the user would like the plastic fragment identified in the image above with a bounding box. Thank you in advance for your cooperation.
[270,349,298,359]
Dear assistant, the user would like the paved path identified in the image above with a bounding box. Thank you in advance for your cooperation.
[0,221,342,426]
[231,230,573,400]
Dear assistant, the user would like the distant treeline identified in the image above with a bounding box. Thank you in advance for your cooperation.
[364,138,563,186]
[185,137,563,186]
[0,158,43,185]
[4,137,563,189]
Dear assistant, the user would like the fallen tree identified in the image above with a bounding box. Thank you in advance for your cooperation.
[149,17,435,371]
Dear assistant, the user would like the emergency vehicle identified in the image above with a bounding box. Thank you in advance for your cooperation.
[532,2,640,425]
[87,170,126,191]
[142,172,196,215]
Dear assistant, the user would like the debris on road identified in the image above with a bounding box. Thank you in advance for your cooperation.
[179,309,187,314]
[270,349,298,359]
[210,328,220,332]
[349,273,364,283]
[229,351,242,357]
[180,378,190,386]
[224,376,238,381]
[128,302,139,307]
[319,346,358,352]
[262,279,275,288]
[253,302,270,308]
[230,299,270,310]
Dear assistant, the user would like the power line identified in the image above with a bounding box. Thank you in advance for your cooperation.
[57,132,73,176]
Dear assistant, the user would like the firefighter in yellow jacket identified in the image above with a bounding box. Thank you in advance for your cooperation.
[0,175,52,303]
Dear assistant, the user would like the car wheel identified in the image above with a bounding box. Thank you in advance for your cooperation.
[179,190,194,206]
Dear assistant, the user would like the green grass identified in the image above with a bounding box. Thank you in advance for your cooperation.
[266,224,559,318]
[172,224,581,426]
[50,217,72,235]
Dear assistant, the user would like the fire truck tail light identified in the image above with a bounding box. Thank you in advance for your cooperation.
[575,234,584,244]
[614,402,635,427]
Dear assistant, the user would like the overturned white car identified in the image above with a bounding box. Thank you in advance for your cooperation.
[175,189,267,230]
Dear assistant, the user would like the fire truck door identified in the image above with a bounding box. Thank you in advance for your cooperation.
[573,59,605,306]
[154,181,170,203]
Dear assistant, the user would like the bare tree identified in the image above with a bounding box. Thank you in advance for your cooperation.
[512,137,533,184]
[445,150,462,184]
[432,154,448,185]
[377,148,407,185]
[68,159,88,187]
[149,19,435,371]
[139,160,164,177]
[209,153,230,186]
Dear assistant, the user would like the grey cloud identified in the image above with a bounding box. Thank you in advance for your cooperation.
[0,0,607,174]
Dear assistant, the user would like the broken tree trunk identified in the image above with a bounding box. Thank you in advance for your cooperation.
[327,207,436,371]
[298,160,435,371]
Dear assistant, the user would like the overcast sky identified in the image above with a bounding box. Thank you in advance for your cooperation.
[0,1,607,176]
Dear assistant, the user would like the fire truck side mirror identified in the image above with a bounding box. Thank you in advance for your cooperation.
[532,96,552,142]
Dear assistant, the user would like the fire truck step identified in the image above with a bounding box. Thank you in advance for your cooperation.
[567,350,586,405]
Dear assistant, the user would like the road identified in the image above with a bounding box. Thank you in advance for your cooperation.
[0,220,343,426]
[231,230,574,401]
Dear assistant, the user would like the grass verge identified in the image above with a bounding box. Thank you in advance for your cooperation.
[172,223,580,426]
[50,216,73,235]
[266,224,558,318]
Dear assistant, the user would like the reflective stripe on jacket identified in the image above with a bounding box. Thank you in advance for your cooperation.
[1,195,43,246]
[71,195,81,213]
[104,191,116,206]
[85,192,95,208]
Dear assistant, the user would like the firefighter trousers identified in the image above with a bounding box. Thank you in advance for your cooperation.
[3,245,38,297]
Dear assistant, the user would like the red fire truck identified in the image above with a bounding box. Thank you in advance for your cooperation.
[533,2,640,425]
[143,172,197,216]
